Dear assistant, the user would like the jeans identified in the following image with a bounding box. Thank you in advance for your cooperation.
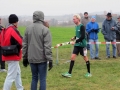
[3,61,23,90]
[30,62,47,90]
[106,39,117,57]
[116,40,120,56]
[89,39,99,59]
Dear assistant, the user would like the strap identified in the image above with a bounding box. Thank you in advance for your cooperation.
[10,25,23,39]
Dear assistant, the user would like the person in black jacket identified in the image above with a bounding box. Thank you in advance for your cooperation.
[0,18,7,72]
[115,16,120,57]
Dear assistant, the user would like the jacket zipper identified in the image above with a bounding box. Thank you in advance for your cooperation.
[92,23,95,40]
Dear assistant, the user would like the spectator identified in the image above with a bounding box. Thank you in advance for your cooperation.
[115,16,120,57]
[22,11,53,90]
[81,12,91,50]
[0,18,7,72]
[102,13,117,58]
[81,12,91,29]
[86,16,101,60]
[2,14,23,90]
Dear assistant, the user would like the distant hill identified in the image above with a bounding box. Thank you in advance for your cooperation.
[0,11,120,21]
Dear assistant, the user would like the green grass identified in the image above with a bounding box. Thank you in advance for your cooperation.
[0,26,120,90]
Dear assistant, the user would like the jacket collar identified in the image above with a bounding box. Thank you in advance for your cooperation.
[106,18,112,21]
[90,22,95,24]
[84,17,89,19]
[33,20,43,24]
[6,24,17,29]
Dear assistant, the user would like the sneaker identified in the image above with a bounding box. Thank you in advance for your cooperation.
[62,72,72,78]
[95,57,101,60]
[106,56,110,59]
[0,69,7,72]
[113,56,116,59]
[85,73,92,77]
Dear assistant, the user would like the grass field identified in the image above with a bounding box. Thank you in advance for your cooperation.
[0,26,120,90]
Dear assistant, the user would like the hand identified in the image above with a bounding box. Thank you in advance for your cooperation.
[91,29,95,32]
[71,41,75,45]
[94,29,98,33]
[111,27,115,30]
[71,37,75,41]
[48,61,53,71]
[95,30,98,33]
[23,59,29,67]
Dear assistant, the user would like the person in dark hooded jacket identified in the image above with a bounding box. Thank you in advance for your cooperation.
[22,11,53,90]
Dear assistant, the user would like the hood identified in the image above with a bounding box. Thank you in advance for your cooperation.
[33,11,44,23]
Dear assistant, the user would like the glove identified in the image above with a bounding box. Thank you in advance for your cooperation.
[91,29,95,32]
[23,59,29,67]
[94,29,98,33]
[48,61,53,71]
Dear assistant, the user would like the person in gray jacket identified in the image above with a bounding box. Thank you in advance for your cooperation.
[102,13,117,58]
[22,11,53,90]
[81,12,91,28]
[81,12,91,50]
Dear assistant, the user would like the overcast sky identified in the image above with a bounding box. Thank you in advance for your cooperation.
[0,0,120,16]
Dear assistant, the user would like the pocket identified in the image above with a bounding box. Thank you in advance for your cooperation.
[104,34,108,40]
[113,32,116,39]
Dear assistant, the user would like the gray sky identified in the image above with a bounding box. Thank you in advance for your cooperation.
[0,0,120,16]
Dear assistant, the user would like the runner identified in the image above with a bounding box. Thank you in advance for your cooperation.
[62,14,92,78]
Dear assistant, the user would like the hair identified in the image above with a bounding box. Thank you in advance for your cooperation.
[84,12,88,15]
[73,14,81,20]
[43,21,49,28]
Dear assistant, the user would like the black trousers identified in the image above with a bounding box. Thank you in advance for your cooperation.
[0,47,5,69]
